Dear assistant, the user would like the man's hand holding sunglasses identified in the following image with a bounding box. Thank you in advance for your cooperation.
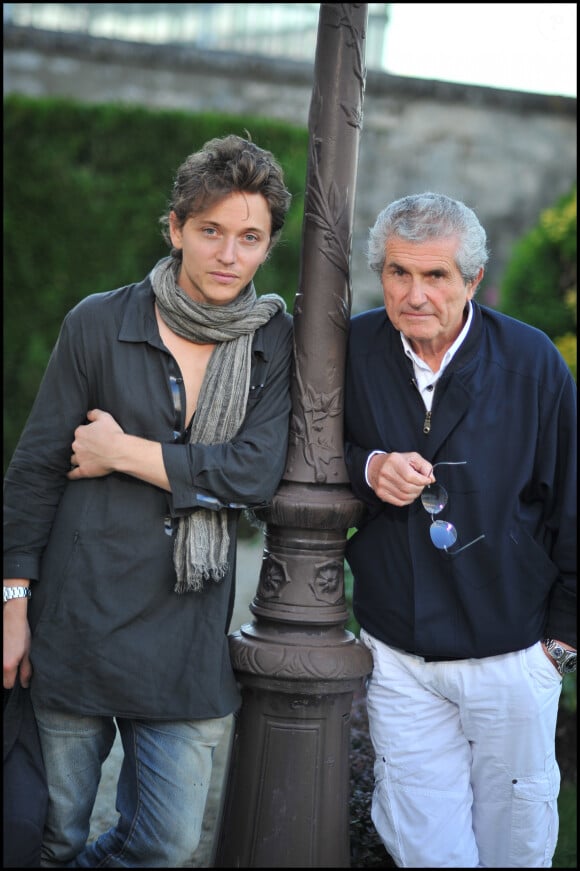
[365,450,435,507]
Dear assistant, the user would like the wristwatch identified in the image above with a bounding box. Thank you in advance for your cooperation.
[3,585,32,604]
[543,638,577,676]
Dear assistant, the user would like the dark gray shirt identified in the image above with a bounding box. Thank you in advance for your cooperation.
[3,273,293,719]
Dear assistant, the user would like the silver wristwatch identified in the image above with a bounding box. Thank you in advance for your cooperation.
[543,638,577,676]
[3,585,32,604]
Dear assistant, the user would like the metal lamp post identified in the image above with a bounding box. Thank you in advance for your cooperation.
[215,5,371,866]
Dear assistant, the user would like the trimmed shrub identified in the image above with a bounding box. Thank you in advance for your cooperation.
[3,95,308,468]
[499,186,577,345]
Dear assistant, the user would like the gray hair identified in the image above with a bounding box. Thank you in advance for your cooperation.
[367,192,489,282]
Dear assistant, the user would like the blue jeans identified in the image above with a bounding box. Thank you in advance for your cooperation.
[32,703,228,867]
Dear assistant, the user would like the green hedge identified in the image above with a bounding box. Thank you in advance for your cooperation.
[498,186,577,346]
[3,95,308,469]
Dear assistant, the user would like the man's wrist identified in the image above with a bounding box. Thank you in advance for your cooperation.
[543,638,577,675]
[365,450,387,487]
[118,436,169,490]
[107,430,130,473]
[3,584,32,605]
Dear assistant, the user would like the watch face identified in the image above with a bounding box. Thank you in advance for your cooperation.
[562,654,577,674]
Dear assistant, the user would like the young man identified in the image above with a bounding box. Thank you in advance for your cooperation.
[3,134,294,867]
[344,192,576,867]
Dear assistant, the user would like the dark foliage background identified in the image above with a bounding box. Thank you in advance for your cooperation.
[499,186,576,342]
[3,94,308,470]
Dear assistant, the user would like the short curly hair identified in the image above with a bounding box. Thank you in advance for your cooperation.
[160,134,292,260]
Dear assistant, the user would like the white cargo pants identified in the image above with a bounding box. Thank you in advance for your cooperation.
[360,629,562,868]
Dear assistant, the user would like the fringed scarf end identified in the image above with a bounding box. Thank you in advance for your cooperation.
[173,562,229,595]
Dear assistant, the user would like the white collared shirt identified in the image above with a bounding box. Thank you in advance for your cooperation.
[364,303,473,485]
[401,301,473,412]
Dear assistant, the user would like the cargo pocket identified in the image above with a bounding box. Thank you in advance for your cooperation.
[510,762,560,866]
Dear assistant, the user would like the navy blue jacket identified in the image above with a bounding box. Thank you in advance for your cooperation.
[3,272,293,719]
[344,303,576,659]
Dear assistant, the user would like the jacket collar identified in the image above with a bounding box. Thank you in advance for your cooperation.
[390,300,484,376]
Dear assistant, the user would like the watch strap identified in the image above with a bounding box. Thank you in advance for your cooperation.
[543,638,577,675]
[3,585,32,604]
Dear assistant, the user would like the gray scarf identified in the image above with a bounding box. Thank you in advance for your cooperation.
[150,256,286,593]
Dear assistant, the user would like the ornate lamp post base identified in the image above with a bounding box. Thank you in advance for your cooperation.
[215,481,372,868]
[215,677,366,868]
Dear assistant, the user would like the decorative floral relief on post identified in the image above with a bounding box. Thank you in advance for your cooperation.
[259,553,290,599]
[287,5,366,483]
[305,128,352,285]
[329,4,367,113]
[288,361,343,483]
[310,559,344,604]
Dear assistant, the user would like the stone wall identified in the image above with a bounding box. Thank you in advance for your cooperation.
[4,24,576,311]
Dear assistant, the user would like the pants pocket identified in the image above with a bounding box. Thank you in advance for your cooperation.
[510,762,561,866]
